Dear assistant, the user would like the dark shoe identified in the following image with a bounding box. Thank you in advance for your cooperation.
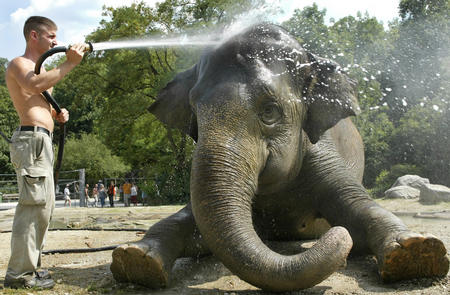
[24,276,55,289]
[4,274,55,289]
[36,269,51,279]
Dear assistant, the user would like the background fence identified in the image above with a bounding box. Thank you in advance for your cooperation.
[0,169,85,210]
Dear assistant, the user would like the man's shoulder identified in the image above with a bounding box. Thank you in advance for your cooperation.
[8,56,33,68]
[6,56,34,76]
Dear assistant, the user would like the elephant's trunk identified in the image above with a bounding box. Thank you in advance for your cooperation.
[190,136,353,291]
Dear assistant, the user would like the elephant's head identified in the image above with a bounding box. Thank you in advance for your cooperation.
[149,23,358,291]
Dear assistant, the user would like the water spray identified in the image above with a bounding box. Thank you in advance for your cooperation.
[91,37,219,51]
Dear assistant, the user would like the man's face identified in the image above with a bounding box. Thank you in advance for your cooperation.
[35,27,57,53]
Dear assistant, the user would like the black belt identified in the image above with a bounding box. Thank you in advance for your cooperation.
[18,126,52,136]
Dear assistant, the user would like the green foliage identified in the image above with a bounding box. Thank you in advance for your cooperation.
[156,0,265,30]
[399,0,450,21]
[390,102,450,185]
[282,4,330,56]
[381,0,449,121]
[147,127,194,204]
[61,133,130,183]
[52,62,102,135]
[0,57,7,85]
[329,13,388,72]
[370,164,422,198]
[0,83,19,174]
[384,0,450,186]
[354,107,394,188]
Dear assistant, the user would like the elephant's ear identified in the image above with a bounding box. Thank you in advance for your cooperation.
[148,65,198,141]
[303,53,361,144]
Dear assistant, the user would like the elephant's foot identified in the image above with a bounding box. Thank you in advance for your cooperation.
[378,232,449,282]
[110,241,169,288]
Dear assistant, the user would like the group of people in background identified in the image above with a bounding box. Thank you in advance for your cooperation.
[83,180,140,207]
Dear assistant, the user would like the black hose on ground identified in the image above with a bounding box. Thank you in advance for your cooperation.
[1,227,146,254]
[0,227,147,234]
[43,245,118,254]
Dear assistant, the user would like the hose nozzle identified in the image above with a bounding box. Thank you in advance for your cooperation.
[83,42,94,53]
[68,42,93,53]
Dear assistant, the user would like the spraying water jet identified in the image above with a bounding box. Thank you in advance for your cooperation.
[91,36,220,51]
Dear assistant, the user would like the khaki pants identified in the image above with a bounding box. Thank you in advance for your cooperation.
[6,129,55,280]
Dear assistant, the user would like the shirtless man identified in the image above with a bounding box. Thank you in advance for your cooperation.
[4,16,86,289]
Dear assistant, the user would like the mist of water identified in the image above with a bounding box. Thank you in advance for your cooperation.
[88,1,286,52]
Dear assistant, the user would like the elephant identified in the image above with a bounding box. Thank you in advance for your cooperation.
[110,23,449,291]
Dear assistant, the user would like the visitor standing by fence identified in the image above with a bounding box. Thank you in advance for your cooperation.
[63,184,71,207]
[107,180,115,207]
[92,184,98,207]
[123,180,131,207]
[99,184,107,208]
[130,183,138,206]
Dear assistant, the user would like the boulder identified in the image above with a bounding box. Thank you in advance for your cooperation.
[419,183,450,204]
[384,185,420,199]
[392,175,430,190]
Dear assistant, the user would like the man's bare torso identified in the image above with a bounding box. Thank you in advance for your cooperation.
[6,56,55,132]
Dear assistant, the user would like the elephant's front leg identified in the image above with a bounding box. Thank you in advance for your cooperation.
[316,176,449,282]
[302,141,450,282]
[110,203,209,288]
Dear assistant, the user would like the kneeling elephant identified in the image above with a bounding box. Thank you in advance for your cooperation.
[110,23,449,292]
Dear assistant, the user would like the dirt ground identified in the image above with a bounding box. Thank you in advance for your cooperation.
[0,199,449,295]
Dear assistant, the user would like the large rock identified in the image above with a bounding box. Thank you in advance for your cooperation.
[384,185,420,199]
[419,184,450,204]
[392,175,430,190]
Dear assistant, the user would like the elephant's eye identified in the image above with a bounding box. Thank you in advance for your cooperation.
[260,103,282,125]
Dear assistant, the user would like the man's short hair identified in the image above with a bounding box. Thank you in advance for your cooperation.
[23,16,57,41]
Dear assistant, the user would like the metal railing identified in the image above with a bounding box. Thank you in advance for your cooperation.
[0,169,86,209]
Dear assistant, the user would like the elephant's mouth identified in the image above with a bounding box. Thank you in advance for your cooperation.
[256,145,304,195]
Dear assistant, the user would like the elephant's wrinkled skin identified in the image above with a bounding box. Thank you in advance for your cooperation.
[110,24,449,291]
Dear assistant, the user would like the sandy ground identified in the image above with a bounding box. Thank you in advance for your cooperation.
[0,199,449,295]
